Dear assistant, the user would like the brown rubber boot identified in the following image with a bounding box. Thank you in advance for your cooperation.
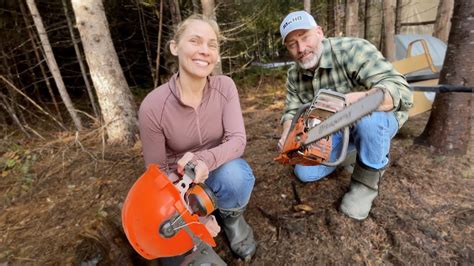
[219,207,256,262]
[340,162,384,220]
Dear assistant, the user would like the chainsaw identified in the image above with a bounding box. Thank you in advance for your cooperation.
[275,88,384,166]
[121,163,226,265]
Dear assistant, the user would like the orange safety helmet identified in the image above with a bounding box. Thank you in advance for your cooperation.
[121,164,216,259]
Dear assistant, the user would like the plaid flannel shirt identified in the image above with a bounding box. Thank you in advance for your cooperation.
[281,37,413,128]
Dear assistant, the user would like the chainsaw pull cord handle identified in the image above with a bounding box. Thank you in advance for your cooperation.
[320,126,349,167]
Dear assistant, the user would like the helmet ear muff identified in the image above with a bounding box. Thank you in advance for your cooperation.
[186,183,217,216]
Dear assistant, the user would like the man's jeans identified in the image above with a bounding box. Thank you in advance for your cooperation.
[205,158,255,210]
[295,112,399,182]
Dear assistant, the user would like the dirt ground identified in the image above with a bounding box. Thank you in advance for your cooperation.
[0,80,473,265]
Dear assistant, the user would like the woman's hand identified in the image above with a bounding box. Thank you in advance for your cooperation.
[177,152,195,174]
[177,152,209,183]
[198,215,221,237]
[192,160,209,183]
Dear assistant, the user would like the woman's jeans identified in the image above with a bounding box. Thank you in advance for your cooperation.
[205,158,255,210]
[295,111,399,182]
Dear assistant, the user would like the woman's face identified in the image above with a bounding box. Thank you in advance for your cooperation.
[170,20,219,79]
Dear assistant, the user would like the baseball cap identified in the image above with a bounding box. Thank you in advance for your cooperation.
[280,11,318,43]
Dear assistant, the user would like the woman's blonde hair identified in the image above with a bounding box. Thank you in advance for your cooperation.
[172,14,221,44]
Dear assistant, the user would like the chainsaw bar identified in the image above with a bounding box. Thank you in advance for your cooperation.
[304,89,384,145]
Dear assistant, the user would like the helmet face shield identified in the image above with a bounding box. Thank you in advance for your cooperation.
[121,164,216,259]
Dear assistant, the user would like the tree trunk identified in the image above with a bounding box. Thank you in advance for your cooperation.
[19,0,62,122]
[382,0,396,61]
[154,0,164,88]
[71,0,137,145]
[433,0,454,43]
[192,0,200,14]
[62,0,99,118]
[334,0,345,36]
[304,0,311,14]
[136,0,155,87]
[416,0,473,155]
[395,0,402,34]
[345,0,359,37]
[26,0,83,130]
[327,0,335,36]
[201,0,223,75]
[364,0,382,48]
[169,0,182,25]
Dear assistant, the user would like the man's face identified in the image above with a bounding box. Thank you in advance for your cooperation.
[284,27,324,70]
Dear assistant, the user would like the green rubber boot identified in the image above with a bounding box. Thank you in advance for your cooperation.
[340,162,384,220]
[219,207,256,262]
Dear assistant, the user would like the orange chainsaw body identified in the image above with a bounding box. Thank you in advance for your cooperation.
[275,89,346,166]
[274,115,332,165]
[121,164,215,259]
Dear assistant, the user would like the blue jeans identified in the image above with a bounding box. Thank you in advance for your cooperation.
[205,158,255,210]
[295,112,399,182]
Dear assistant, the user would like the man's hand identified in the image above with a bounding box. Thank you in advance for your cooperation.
[345,87,393,111]
[345,91,367,106]
[277,120,293,151]
[373,87,394,111]
[198,215,220,237]
[177,152,209,183]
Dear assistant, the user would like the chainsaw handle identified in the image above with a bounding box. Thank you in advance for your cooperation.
[320,126,350,167]
[287,102,312,139]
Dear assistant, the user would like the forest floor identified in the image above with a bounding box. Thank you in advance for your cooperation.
[0,75,473,265]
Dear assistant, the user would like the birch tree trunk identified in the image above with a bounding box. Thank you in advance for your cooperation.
[345,0,359,37]
[416,0,473,155]
[201,0,223,75]
[19,0,62,122]
[71,0,137,145]
[62,0,99,118]
[433,0,454,43]
[304,0,311,14]
[382,0,396,61]
[26,0,83,130]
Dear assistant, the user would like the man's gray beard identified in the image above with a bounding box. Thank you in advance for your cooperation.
[298,49,322,70]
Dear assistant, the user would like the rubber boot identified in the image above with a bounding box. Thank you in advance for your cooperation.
[219,207,256,262]
[339,149,357,174]
[340,162,384,220]
[181,241,226,266]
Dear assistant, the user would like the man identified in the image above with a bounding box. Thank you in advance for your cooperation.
[278,10,413,220]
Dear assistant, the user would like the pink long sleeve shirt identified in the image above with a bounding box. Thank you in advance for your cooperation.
[138,73,246,173]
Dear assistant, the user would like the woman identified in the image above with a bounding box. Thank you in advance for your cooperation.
[138,14,256,262]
